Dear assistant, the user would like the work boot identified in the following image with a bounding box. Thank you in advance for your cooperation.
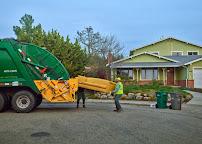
[113,109,118,112]
[117,109,123,112]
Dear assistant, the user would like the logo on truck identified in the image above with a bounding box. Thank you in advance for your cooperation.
[3,70,17,73]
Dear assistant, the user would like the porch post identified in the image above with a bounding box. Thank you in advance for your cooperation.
[174,67,176,85]
[162,68,166,86]
[136,68,139,82]
[185,66,189,87]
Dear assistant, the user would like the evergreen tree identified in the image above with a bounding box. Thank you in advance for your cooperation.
[13,14,87,76]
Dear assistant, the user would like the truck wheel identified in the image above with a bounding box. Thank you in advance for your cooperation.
[0,93,10,112]
[35,95,42,108]
[11,90,36,113]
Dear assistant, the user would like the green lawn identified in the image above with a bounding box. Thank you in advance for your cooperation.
[124,81,190,98]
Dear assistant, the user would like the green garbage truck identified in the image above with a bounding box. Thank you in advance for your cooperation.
[0,38,115,113]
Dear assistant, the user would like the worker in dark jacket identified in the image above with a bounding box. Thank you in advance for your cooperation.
[112,77,123,112]
[76,88,86,108]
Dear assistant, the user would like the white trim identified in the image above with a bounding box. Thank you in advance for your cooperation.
[171,51,183,56]
[112,65,181,68]
[108,52,179,66]
[184,57,202,65]
[149,51,159,55]
[187,51,199,55]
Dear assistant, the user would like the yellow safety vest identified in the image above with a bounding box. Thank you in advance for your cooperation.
[116,82,123,95]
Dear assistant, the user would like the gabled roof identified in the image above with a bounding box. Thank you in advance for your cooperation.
[108,52,179,66]
[130,37,202,53]
[165,55,202,64]
[109,54,202,68]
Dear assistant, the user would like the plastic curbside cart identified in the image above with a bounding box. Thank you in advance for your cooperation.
[169,93,182,110]
[156,91,168,109]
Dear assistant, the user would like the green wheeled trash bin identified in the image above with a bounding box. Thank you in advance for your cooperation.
[156,92,168,108]
[170,93,182,110]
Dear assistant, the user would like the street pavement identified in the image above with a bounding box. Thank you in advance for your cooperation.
[186,90,202,106]
[0,91,202,144]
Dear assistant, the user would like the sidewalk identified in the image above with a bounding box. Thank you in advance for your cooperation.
[86,99,155,106]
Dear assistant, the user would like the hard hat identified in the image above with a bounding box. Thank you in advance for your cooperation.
[116,77,121,81]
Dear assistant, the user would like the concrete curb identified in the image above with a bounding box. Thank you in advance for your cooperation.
[86,99,155,106]
[42,99,155,106]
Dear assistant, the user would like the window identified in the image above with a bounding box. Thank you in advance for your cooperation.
[141,68,158,80]
[172,51,183,56]
[117,69,133,80]
[188,51,198,55]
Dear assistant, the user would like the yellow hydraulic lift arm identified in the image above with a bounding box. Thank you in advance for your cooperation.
[34,76,115,103]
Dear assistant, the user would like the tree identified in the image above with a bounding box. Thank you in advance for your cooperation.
[13,14,87,76]
[13,14,36,42]
[60,38,87,77]
[77,26,123,60]
[99,35,123,60]
[77,26,124,79]
[77,26,101,55]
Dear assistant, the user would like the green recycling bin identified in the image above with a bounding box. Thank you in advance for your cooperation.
[156,92,168,108]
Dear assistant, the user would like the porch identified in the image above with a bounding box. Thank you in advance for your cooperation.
[111,67,194,88]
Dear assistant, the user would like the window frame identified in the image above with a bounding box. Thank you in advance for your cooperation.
[171,51,183,56]
[187,51,199,55]
[141,68,158,80]
[116,68,134,80]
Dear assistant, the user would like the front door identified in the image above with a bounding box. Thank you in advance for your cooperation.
[167,68,174,85]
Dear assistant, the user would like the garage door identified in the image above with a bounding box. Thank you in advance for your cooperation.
[193,68,202,88]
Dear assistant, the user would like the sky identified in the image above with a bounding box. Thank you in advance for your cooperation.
[1,0,202,55]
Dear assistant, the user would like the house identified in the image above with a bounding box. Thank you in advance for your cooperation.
[109,37,202,88]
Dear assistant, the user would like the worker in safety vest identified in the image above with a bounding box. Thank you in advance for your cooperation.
[112,77,123,112]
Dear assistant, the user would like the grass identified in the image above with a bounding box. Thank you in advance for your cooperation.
[124,81,190,97]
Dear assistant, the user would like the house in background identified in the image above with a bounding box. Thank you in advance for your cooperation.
[109,37,202,88]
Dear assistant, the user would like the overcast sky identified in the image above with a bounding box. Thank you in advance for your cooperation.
[1,0,202,55]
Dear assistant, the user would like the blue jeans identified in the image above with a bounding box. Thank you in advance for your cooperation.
[115,94,122,110]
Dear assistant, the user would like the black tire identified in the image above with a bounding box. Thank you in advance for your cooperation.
[11,90,36,113]
[0,93,10,112]
[0,93,6,112]
[35,95,42,108]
